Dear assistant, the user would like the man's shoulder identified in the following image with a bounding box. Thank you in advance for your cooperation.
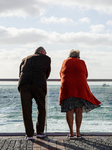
[21,54,51,63]
[39,53,50,59]
[44,54,51,61]
[35,53,51,61]
[42,55,51,64]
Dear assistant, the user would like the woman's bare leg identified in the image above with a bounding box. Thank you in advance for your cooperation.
[74,107,82,137]
[66,109,74,136]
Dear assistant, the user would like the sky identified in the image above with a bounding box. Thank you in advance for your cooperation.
[0,0,112,82]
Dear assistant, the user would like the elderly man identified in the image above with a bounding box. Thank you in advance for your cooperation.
[18,46,51,140]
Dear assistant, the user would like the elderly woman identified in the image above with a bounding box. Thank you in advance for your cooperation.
[59,49,101,138]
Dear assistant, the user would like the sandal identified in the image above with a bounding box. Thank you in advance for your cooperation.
[67,134,75,139]
[77,135,82,139]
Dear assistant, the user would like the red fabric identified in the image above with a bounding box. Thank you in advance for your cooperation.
[59,57,101,106]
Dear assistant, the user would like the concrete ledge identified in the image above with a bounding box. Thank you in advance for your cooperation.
[0,132,112,136]
[46,132,112,136]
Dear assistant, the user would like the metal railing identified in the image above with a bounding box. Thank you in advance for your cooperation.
[0,78,112,82]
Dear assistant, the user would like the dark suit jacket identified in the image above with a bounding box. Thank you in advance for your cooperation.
[18,53,51,94]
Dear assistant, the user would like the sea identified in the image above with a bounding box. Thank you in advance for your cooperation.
[0,84,112,133]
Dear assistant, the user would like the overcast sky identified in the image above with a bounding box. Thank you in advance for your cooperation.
[0,0,112,82]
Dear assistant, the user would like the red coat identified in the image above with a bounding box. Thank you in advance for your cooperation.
[59,57,101,106]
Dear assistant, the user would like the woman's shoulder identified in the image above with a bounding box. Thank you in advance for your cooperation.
[62,57,86,65]
[78,58,85,63]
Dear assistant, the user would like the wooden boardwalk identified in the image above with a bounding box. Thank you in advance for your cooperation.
[0,134,112,149]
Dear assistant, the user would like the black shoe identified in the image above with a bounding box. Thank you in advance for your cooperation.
[36,132,46,138]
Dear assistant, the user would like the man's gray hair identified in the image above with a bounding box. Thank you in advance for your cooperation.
[34,46,45,54]
[68,49,80,58]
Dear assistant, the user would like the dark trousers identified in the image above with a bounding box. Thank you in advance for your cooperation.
[19,84,46,137]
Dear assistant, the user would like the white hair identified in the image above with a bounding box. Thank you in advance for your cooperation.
[68,49,80,58]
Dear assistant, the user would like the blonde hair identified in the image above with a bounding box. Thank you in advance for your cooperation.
[68,49,80,58]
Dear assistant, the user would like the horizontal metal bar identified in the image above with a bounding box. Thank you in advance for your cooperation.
[0,79,112,82]
[0,79,19,81]
[87,79,112,82]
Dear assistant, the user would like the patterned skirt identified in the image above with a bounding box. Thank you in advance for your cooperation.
[61,97,101,113]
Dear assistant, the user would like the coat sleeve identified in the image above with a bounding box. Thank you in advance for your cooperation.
[46,58,51,79]
[19,59,25,77]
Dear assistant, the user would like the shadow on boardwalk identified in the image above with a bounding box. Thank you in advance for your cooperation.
[33,136,112,150]
[0,135,112,149]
